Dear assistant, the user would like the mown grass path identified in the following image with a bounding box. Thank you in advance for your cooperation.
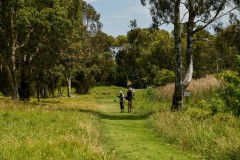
[97,98,197,160]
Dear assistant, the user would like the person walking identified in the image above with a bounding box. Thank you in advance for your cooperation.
[117,91,125,112]
[126,87,135,112]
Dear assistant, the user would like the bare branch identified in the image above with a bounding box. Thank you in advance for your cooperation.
[194,6,239,25]
[17,29,34,49]
[194,19,206,24]
[181,11,189,22]
[193,0,236,34]
[158,22,169,27]
[180,1,187,6]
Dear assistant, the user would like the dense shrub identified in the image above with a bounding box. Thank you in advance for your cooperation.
[153,69,175,86]
[192,94,226,114]
[217,71,240,115]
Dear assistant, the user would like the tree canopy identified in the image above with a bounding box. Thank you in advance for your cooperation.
[0,0,239,103]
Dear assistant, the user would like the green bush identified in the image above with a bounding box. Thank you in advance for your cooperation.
[190,93,226,115]
[143,88,158,101]
[209,95,226,114]
[217,71,240,115]
[153,69,175,86]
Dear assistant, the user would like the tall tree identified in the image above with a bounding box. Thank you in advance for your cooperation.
[0,0,33,101]
[141,0,240,110]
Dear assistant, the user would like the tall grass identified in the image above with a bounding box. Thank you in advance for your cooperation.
[156,75,220,101]
[0,96,113,160]
[134,88,170,115]
[150,111,240,159]
[134,75,240,159]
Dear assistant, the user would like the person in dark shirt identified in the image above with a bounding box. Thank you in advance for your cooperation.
[126,87,135,112]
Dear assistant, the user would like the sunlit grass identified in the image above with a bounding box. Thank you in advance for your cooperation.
[0,95,113,160]
[150,111,240,159]
[132,75,240,159]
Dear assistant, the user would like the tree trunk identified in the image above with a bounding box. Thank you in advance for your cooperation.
[37,81,40,102]
[183,27,194,90]
[42,84,48,98]
[12,86,19,102]
[19,58,31,101]
[182,2,195,91]
[171,0,183,111]
[19,80,30,101]
[52,81,55,98]
[67,76,72,97]
[0,58,19,101]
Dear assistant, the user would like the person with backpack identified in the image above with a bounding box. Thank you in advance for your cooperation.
[117,91,125,112]
[126,87,135,112]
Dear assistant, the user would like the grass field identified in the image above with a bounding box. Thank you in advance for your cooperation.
[0,86,198,160]
[0,95,111,160]
[1,82,239,159]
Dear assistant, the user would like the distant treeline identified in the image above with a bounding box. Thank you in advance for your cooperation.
[0,0,239,101]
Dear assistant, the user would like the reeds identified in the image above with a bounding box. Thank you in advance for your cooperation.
[156,75,220,100]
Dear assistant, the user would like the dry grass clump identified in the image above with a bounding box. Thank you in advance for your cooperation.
[156,75,220,99]
[186,75,220,93]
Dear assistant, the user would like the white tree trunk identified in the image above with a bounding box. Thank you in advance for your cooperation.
[67,76,72,97]
[183,54,193,89]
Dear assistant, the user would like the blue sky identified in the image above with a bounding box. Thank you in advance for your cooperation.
[85,0,173,37]
[85,0,238,37]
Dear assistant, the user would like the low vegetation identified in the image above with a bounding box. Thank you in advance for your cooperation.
[150,112,240,159]
[0,73,239,159]
[134,74,240,159]
[0,97,112,160]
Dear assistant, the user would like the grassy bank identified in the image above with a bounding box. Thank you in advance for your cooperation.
[133,75,240,159]
[150,111,240,159]
[0,96,112,160]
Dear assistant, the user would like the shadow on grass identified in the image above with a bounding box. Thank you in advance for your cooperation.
[75,109,149,120]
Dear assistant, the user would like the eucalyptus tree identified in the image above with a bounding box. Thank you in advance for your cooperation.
[29,0,72,100]
[82,1,102,34]
[214,22,240,71]
[192,30,217,77]
[0,0,34,101]
[141,0,240,110]
[0,0,73,101]
[115,28,174,88]
[57,0,84,97]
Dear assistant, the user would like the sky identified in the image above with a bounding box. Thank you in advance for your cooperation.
[85,0,238,37]
[84,0,174,37]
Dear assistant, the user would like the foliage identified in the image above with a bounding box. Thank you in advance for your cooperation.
[192,95,226,114]
[141,0,240,110]
[115,29,174,88]
[0,0,117,100]
[217,71,240,115]
[133,81,240,159]
[153,69,175,86]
